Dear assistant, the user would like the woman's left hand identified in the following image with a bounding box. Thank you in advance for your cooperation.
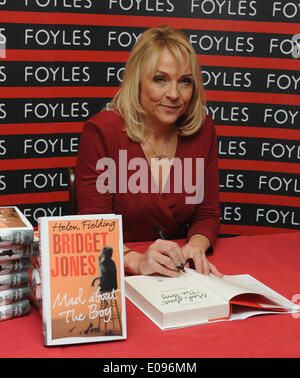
[181,235,223,277]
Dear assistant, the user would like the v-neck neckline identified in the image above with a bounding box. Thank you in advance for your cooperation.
[138,132,181,195]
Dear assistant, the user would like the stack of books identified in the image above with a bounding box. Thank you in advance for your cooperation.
[0,206,36,321]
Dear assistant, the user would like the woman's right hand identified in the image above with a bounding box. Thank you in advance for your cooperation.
[125,239,185,277]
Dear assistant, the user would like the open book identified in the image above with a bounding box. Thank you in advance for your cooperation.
[125,268,300,330]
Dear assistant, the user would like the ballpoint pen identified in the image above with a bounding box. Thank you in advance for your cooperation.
[153,225,185,273]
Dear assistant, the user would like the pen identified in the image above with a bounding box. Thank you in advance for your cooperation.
[153,225,185,273]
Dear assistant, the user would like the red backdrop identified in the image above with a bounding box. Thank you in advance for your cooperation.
[0,1,299,236]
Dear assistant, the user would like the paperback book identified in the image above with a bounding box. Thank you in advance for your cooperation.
[125,268,300,330]
[39,214,127,346]
[0,258,31,275]
[0,207,34,246]
[0,271,29,291]
[0,300,30,321]
[0,244,38,262]
[0,287,30,306]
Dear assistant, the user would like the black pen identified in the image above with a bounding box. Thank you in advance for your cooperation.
[153,225,185,273]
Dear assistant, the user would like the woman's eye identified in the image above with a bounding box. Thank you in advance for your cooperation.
[182,77,193,85]
[153,76,165,83]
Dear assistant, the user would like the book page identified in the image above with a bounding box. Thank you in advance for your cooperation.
[125,272,226,314]
[224,274,298,310]
[223,306,288,322]
[186,269,260,302]
[187,269,299,311]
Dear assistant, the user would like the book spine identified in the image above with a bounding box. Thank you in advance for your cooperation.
[32,234,40,256]
[0,244,38,262]
[0,258,31,275]
[0,271,29,291]
[0,286,30,306]
[38,217,49,344]
[0,300,30,321]
[0,229,34,246]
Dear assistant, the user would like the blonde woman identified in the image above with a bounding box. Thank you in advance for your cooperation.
[76,25,223,278]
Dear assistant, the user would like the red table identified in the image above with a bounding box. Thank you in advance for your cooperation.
[1,232,300,358]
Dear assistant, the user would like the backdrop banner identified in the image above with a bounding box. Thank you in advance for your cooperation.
[0,1,299,236]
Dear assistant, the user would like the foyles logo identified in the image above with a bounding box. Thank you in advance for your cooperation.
[0,27,5,59]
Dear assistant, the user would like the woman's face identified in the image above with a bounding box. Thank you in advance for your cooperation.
[140,48,194,130]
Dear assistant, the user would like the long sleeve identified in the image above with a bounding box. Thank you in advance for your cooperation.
[186,116,220,247]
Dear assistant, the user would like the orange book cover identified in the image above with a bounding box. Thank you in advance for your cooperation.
[39,214,126,346]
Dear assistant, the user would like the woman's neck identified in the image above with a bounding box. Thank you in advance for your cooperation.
[144,123,173,141]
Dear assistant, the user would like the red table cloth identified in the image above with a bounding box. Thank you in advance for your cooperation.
[1,232,299,358]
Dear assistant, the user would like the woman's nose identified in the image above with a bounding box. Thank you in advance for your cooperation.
[166,82,179,100]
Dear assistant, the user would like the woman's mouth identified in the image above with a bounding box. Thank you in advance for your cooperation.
[160,104,181,112]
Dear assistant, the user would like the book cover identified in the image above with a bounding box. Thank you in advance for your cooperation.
[0,207,34,246]
[39,214,127,346]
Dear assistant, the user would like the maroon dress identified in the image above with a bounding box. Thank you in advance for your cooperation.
[76,110,220,245]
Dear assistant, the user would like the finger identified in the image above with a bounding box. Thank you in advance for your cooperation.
[209,262,224,278]
[155,240,186,267]
[154,239,178,249]
[156,252,178,272]
[140,248,178,276]
[201,254,211,275]
[190,250,210,275]
[152,260,179,278]
[147,245,179,272]
[191,252,202,274]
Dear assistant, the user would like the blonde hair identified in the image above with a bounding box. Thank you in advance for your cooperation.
[108,25,206,142]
